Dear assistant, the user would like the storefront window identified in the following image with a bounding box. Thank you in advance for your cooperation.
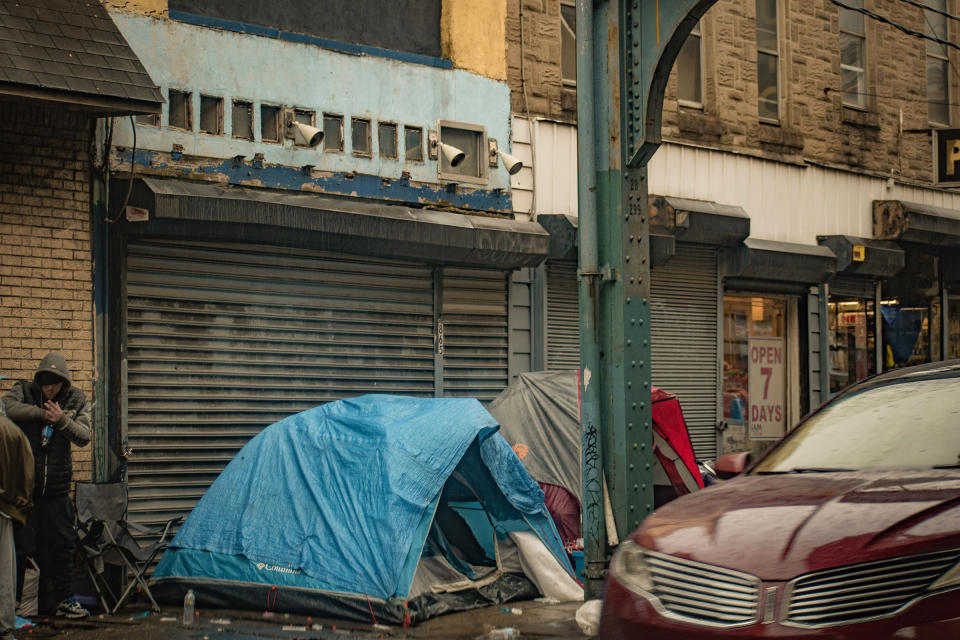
[828,297,876,394]
[949,297,960,360]
[881,253,940,370]
[722,295,787,457]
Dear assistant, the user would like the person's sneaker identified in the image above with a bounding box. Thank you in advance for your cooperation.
[55,597,90,619]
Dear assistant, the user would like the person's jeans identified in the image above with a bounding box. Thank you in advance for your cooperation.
[1,515,15,637]
[15,495,76,614]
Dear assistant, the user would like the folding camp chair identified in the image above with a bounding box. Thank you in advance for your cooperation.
[75,482,181,614]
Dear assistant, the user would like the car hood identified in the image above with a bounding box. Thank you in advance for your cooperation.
[634,469,960,580]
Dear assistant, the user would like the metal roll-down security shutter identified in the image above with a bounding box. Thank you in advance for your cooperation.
[650,244,719,459]
[440,267,510,402]
[546,258,580,371]
[123,240,436,531]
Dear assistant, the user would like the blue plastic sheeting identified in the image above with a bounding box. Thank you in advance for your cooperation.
[154,395,570,602]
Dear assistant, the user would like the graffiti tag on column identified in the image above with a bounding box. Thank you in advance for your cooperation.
[583,422,603,547]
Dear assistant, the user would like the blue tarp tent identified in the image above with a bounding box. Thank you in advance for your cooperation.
[151,395,579,623]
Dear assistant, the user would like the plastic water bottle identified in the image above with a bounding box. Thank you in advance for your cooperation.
[182,589,195,626]
[483,628,519,640]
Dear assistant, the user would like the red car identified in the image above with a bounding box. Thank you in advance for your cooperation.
[599,360,960,639]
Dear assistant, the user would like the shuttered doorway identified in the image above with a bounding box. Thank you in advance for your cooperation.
[650,244,720,459]
[546,258,580,371]
[123,240,437,532]
[440,267,510,402]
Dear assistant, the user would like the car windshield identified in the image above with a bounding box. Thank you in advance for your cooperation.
[752,375,960,473]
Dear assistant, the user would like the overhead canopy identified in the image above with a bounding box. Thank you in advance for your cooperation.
[121,178,550,269]
[0,0,162,115]
[727,237,836,289]
[649,195,751,247]
[817,235,904,278]
[874,200,960,246]
[537,212,675,266]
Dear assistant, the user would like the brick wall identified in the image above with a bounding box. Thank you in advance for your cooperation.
[0,102,96,486]
[509,0,943,184]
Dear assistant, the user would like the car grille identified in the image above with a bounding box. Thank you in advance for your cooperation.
[785,548,960,627]
[644,551,761,627]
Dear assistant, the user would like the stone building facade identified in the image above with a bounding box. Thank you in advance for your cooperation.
[507,0,960,461]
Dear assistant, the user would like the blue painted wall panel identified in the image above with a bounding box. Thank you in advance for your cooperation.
[108,12,514,200]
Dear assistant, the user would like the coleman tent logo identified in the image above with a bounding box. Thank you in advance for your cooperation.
[255,562,301,575]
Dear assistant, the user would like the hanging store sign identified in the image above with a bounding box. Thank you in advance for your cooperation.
[934,128,960,186]
[747,336,786,440]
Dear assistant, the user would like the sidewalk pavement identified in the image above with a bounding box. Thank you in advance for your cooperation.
[12,599,589,640]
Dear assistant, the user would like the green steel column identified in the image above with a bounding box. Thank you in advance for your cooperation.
[577,0,719,591]
[575,0,606,600]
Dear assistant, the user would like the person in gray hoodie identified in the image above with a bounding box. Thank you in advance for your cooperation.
[2,353,90,619]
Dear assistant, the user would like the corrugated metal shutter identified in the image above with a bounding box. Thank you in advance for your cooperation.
[124,240,435,532]
[651,244,719,459]
[441,267,509,402]
[829,275,875,299]
[546,258,580,371]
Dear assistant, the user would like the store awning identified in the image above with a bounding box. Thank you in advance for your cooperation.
[536,212,674,266]
[727,238,836,287]
[873,200,960,246]
[817,235,904,278]
[649,196,750,247]
[116,178,550,269]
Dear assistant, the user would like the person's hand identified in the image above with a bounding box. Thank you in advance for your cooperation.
[44,400,62,425]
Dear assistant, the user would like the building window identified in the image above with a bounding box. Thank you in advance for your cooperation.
[199,95,223,135]
[926,0,950,125]
[260,105,281,143]
[294,109,315,147]
[379,122,398,159]
[323,114,344,152]
[437,121,487,184]
[135,112,159,126]
[756,0,779,121]
[352,117,372,156]
[677,20,703,107]
[405,126,424,162]
[839,0,866,109]
[232,100,253,140]
[168,89,192,130]
[561,0,577,85]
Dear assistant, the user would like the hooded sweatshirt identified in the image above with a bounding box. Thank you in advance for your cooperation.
[2,353,90,498]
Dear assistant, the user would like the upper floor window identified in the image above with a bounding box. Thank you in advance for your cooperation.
[839,0,866,109]
[199,95,223,135]
[756,0,780,121]
[169,89,192,130]
[561,0,577,85]
[677,21,703,107]
[925,0,950,125]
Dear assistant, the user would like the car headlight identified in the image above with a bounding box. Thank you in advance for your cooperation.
[928,560,960,591]
[610,539,655,594]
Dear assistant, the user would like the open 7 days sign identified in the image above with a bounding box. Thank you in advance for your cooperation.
[747,337,786,440]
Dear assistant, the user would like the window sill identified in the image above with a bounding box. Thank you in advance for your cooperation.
[841,106,879,129]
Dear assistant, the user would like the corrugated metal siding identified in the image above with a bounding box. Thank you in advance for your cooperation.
[807,286,823,409]
[648,142,960,245]
[511,116,534,215]
[651,245,719,459]
[546,257,580,371]
[441,267,510,402]
[531,119,578,216]
[124,240,436,531]
[509,268,533,380]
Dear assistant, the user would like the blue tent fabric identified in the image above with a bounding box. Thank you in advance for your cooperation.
[153,395,572,615]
